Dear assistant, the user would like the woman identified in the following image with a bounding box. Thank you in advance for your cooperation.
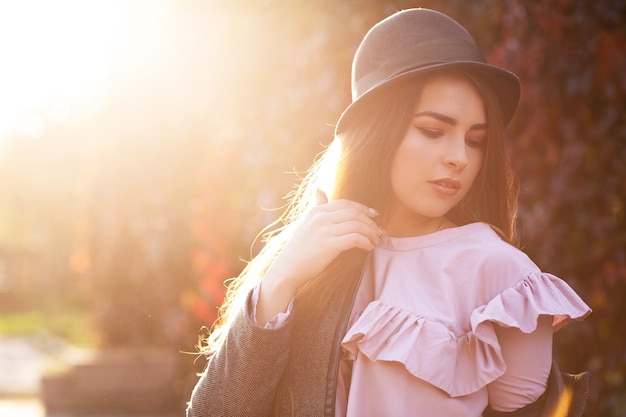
[187,8,591,417]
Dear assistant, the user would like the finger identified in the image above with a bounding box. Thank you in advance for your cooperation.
[313,200,380,220]
[331,220,383,244]
[333,233,377,252]
[316,189,328,206]
[314,207,382,233]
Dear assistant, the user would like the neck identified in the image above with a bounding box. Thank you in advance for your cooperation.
[385,216,447,237]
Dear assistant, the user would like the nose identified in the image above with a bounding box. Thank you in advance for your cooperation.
[444,140,468,170]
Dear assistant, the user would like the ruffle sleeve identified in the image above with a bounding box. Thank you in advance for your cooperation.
[341,272,591,398]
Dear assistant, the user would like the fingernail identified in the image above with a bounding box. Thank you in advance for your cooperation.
[368,207,380,217]
[316,189,328,205]
[377,227,386,236]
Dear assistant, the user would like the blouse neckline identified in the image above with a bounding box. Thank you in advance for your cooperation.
[378,222,493,252]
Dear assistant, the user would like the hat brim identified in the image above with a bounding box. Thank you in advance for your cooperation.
[334,61,520,135]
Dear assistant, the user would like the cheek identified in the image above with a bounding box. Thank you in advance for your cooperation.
[389,157,403,196]
[467,153,485,185]
[389,147,413,192]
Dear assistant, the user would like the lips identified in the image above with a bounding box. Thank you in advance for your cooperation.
[429,178,461,196]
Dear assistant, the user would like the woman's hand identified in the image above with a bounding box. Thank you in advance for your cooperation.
[256,191,383,325]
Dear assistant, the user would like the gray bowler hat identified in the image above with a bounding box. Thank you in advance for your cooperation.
[335,8,521,134]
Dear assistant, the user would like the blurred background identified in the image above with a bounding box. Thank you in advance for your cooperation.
[0,0,623,416]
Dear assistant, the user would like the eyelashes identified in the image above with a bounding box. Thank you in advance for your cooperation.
[466,138,486,149]
[417,127,442,138]
[416,127,486,149]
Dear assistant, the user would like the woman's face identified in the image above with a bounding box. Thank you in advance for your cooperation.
[386,74,486,236]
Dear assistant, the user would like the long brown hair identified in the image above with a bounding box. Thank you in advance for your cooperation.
[201,70,518,354]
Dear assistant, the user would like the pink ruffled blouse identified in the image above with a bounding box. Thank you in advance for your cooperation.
[335,222,590,417]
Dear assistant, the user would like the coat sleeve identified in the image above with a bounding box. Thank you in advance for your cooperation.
[186,290,294,417]
[483,360,591,417]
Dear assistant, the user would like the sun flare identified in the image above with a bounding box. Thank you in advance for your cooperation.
[0,0,155,140]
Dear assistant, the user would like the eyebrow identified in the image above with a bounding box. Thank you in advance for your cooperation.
[414,111,487,131]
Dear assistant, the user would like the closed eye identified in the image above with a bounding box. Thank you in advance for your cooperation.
[417,127,443,139]
[466,137,486,149]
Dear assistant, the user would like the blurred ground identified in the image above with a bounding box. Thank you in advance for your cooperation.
[0,336,49,395]
[0,335,49,417]
[0,334,76,417]
[0,336,179,417]
[0,398,45,417]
